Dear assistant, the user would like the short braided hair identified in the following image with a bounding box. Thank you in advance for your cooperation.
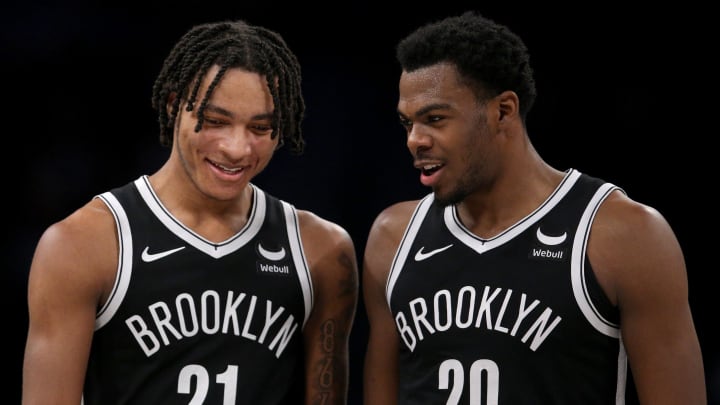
[396,11,537,121]
[151,20,305,154]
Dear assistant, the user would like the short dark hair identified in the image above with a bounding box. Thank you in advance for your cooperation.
[396,11,537,121]
[151,20,305,154]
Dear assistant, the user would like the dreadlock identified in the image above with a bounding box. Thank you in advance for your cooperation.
[151,20,305,154]
[396,11,537,122]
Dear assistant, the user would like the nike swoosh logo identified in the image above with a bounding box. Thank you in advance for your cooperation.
[141,246,186,262]
[414,244,453,261]
[536,227,567,246]
[258,243,286,261]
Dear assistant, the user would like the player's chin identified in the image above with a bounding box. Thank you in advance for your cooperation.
[208,185,247,202]
[201,174,250,201]
[432,187,464,208]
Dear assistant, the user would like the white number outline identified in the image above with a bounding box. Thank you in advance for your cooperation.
[178,364,238,404]
[439,359,499,405]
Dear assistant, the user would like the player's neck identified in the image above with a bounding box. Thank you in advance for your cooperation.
[457,161,563,239]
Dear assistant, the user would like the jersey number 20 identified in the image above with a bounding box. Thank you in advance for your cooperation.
[439,359,499,405]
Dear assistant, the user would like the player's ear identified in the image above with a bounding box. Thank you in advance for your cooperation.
[166,92,178,117]
[496,90,519,122]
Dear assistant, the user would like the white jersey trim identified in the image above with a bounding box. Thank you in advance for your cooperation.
[615,333,628,404]
[282,201,314,327]
[386,194,435,304]
[445,169,582,253]
[95,192,133,330]
[134,176,266,259]
[571,182,622,337]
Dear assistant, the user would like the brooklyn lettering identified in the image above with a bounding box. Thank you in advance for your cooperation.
[125,290,298,358]
[395,285,561,352]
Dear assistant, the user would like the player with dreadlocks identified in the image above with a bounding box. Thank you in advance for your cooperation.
[22,20,358,405]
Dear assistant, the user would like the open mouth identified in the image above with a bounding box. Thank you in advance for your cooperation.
[421,163,442,176]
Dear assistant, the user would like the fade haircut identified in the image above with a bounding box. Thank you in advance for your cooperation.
[151,20,305,154]
[396,11,537,121]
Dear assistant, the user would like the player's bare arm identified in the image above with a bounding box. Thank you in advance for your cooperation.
[298,210,359,404]
[23,198,118,405]
[588,190,706,404]
[362,200,418,405]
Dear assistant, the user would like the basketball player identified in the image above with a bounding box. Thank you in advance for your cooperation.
[362,11,706,404]
[22,20,358,404]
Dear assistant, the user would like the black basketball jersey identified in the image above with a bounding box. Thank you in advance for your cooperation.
[387,169,636,404]
[82,176,313,405]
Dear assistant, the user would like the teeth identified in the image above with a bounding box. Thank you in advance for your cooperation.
[423,164,441,170]
[214,162,242,173]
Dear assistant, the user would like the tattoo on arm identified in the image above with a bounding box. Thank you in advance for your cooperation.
[311,247,357,404]
[312,319,335,405]
[320,320,336,388]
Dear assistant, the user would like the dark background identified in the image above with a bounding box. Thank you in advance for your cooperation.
[4,2,716,404]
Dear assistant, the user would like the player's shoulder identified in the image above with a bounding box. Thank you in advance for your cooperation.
[31,197,117,283]
[295,208,354,250]
[596,189,670,234]
[295,208,359,281]
[377,198,424,217]
[590,187,681,278]
[571,169,667,233]
[370,198,425,236]
[40,197,115,249]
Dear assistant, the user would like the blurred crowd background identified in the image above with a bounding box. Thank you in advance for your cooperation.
[4,2,716,403]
